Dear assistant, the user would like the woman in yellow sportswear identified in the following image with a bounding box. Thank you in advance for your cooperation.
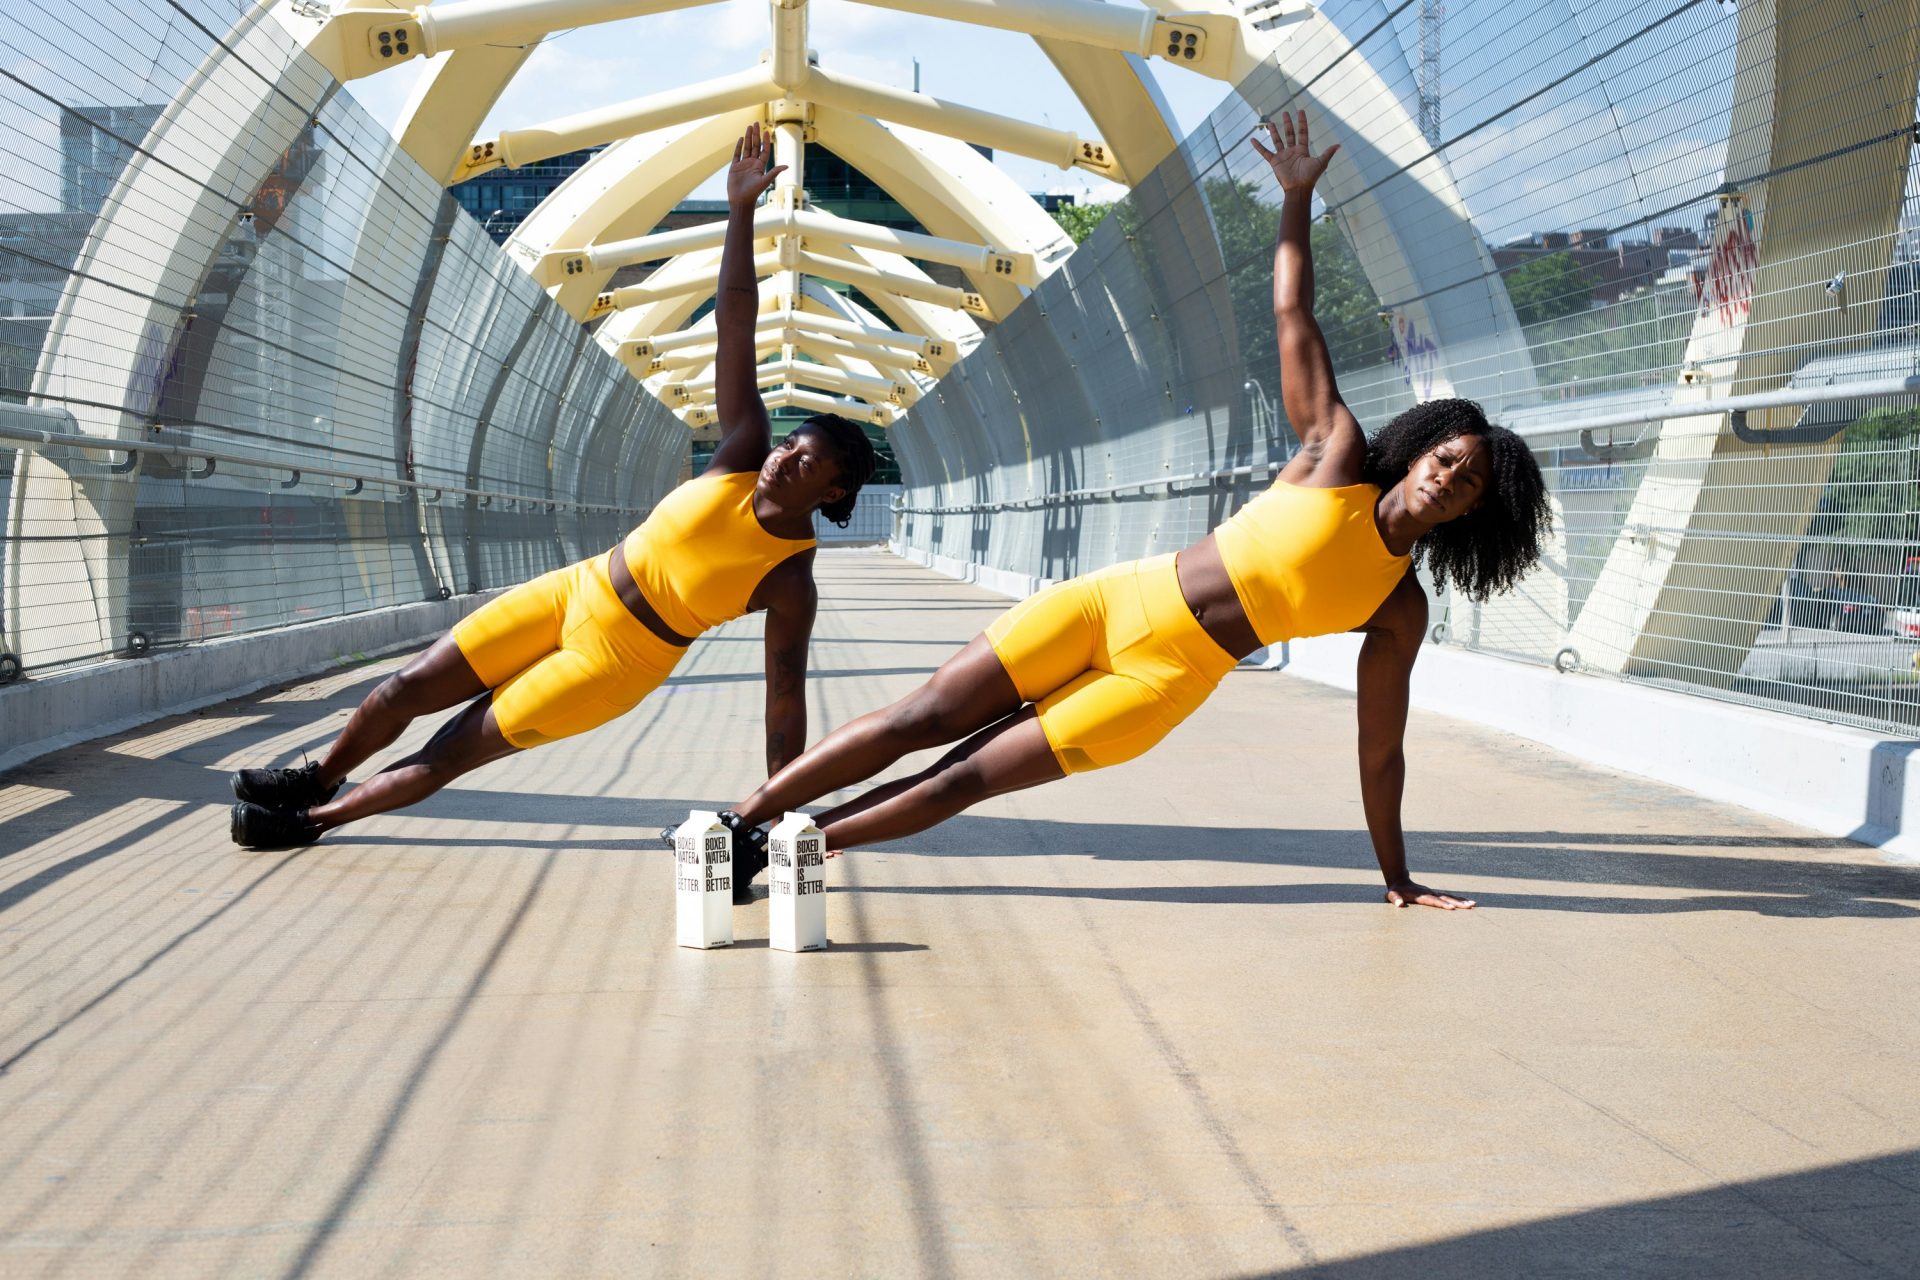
[711,113,1551,911]
[229,123,874,867]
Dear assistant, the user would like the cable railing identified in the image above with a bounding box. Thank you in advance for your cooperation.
[0,2,686,680]
[892,0,1920,739]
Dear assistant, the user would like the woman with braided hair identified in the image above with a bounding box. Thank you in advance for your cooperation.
[229,122,875,856]
[700,112,1550,910]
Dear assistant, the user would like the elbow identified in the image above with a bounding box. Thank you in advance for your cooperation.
[1358,745,1405,775]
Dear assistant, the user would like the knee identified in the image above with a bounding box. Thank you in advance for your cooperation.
[373,666,432,716]
[885,694,960,750]
[922,758,985,806]
[415,735,474,783]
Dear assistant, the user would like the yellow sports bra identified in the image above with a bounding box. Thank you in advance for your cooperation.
[1211,481,1411,646]
[622,470,815,637]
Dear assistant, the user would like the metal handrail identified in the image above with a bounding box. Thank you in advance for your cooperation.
[1505,373,1920,440]
[895,375,1920,515]
[0,416,647,518]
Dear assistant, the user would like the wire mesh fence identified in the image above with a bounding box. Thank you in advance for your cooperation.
[0,0,685,679]
[817,485,900,545]
[894,0,1920,738]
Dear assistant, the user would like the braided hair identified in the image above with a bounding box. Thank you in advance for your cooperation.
[795,413,878,528]
[1359,397,1551,602]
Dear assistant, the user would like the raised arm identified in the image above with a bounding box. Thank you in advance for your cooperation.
[759,560,818,775]
[707,122,786,476]
[1355,576,1475,910]
[1251,112,1365,479]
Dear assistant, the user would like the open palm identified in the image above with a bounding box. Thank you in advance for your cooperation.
[1251,110,1338,194]
[726,121,785,207]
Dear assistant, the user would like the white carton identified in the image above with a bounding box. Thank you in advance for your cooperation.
[768,811,827,952]
[673,810,733,949]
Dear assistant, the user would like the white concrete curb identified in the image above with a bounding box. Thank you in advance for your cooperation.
[892,544,1920,865]
[0,592,503,775]
[1276,633,1920,865]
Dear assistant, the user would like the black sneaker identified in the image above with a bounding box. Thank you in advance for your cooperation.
[230,801,321,850]
[720,811,769,904]
[231,760,339,811]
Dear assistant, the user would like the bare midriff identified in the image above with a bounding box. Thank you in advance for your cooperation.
[606,547,695,647]
[1174,536,1262,661]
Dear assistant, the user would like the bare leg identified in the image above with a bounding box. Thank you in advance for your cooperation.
[732,634,1022,825]
[815,708,1063,851]
[316,635,489,787]
[305,696,518,831]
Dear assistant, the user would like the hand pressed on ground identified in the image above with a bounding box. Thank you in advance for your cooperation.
[1386,879,1476,910]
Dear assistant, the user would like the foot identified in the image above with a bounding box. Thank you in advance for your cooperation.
[231,760,339,811]
[230,801,321,850]
[720,811,768,905]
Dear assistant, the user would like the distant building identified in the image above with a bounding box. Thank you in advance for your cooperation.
[60,104,163,216]
[450,148,605,243]
[6,103,164,393]
[1493,224,1705,305]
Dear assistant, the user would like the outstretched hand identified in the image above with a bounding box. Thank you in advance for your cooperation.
[1385,879,1476,910]
[727,121,786,208]
[1250,110,1339,195]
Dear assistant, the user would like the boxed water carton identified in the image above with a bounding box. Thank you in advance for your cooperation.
[768,811,827,952]
[673,810,733,949]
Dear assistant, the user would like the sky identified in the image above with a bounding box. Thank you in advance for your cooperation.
[0,0,1787,246]
[336,0,1239,205]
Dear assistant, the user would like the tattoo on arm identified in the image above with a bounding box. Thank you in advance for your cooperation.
[771,642,805,694]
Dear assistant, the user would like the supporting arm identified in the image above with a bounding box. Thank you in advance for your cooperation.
[761,566,818,776]
[1355,579,1475,911]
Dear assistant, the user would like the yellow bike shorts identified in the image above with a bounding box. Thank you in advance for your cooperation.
[452,553,687,749]
[985,553,1237,775]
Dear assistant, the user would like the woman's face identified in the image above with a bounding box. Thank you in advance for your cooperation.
[758,427,846,512]
[1402,432,1492,524]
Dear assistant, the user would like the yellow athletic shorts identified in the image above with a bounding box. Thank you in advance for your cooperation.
[452,553,686,750]
[985,553,1238,775]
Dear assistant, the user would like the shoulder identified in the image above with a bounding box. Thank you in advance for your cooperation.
[761,550,819,613]
[1360,570,1427,639]
[1276,408,1368,487]
[1380,571,1428,639]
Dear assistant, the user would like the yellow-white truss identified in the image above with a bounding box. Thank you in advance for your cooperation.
[287,0,1287,426]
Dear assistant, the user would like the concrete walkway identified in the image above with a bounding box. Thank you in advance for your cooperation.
[2,549,1917,1278]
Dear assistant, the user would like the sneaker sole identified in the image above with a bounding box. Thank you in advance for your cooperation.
[229,802,321,851]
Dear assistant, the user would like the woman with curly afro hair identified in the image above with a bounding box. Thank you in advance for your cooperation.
[693,112,1550,911]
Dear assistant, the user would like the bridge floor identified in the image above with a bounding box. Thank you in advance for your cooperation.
[2,549,1917,1278]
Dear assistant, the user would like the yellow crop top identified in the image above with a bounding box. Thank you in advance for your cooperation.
[1211,481,1411,647]
[621,470,815,638]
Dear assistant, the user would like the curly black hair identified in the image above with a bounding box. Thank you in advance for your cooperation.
[794,413,878,528]
[1359,397,1551,602]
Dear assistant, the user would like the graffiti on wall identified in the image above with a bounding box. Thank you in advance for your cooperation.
[1691,201,1759,327]
[1384,311,1441,400]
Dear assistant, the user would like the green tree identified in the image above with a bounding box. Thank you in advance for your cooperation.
[1202,177,1387,385]
[1049,201,1112,245]
[1504,252,1594,327]
[1522,284,1697,396]
[1815,408,1920,559]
